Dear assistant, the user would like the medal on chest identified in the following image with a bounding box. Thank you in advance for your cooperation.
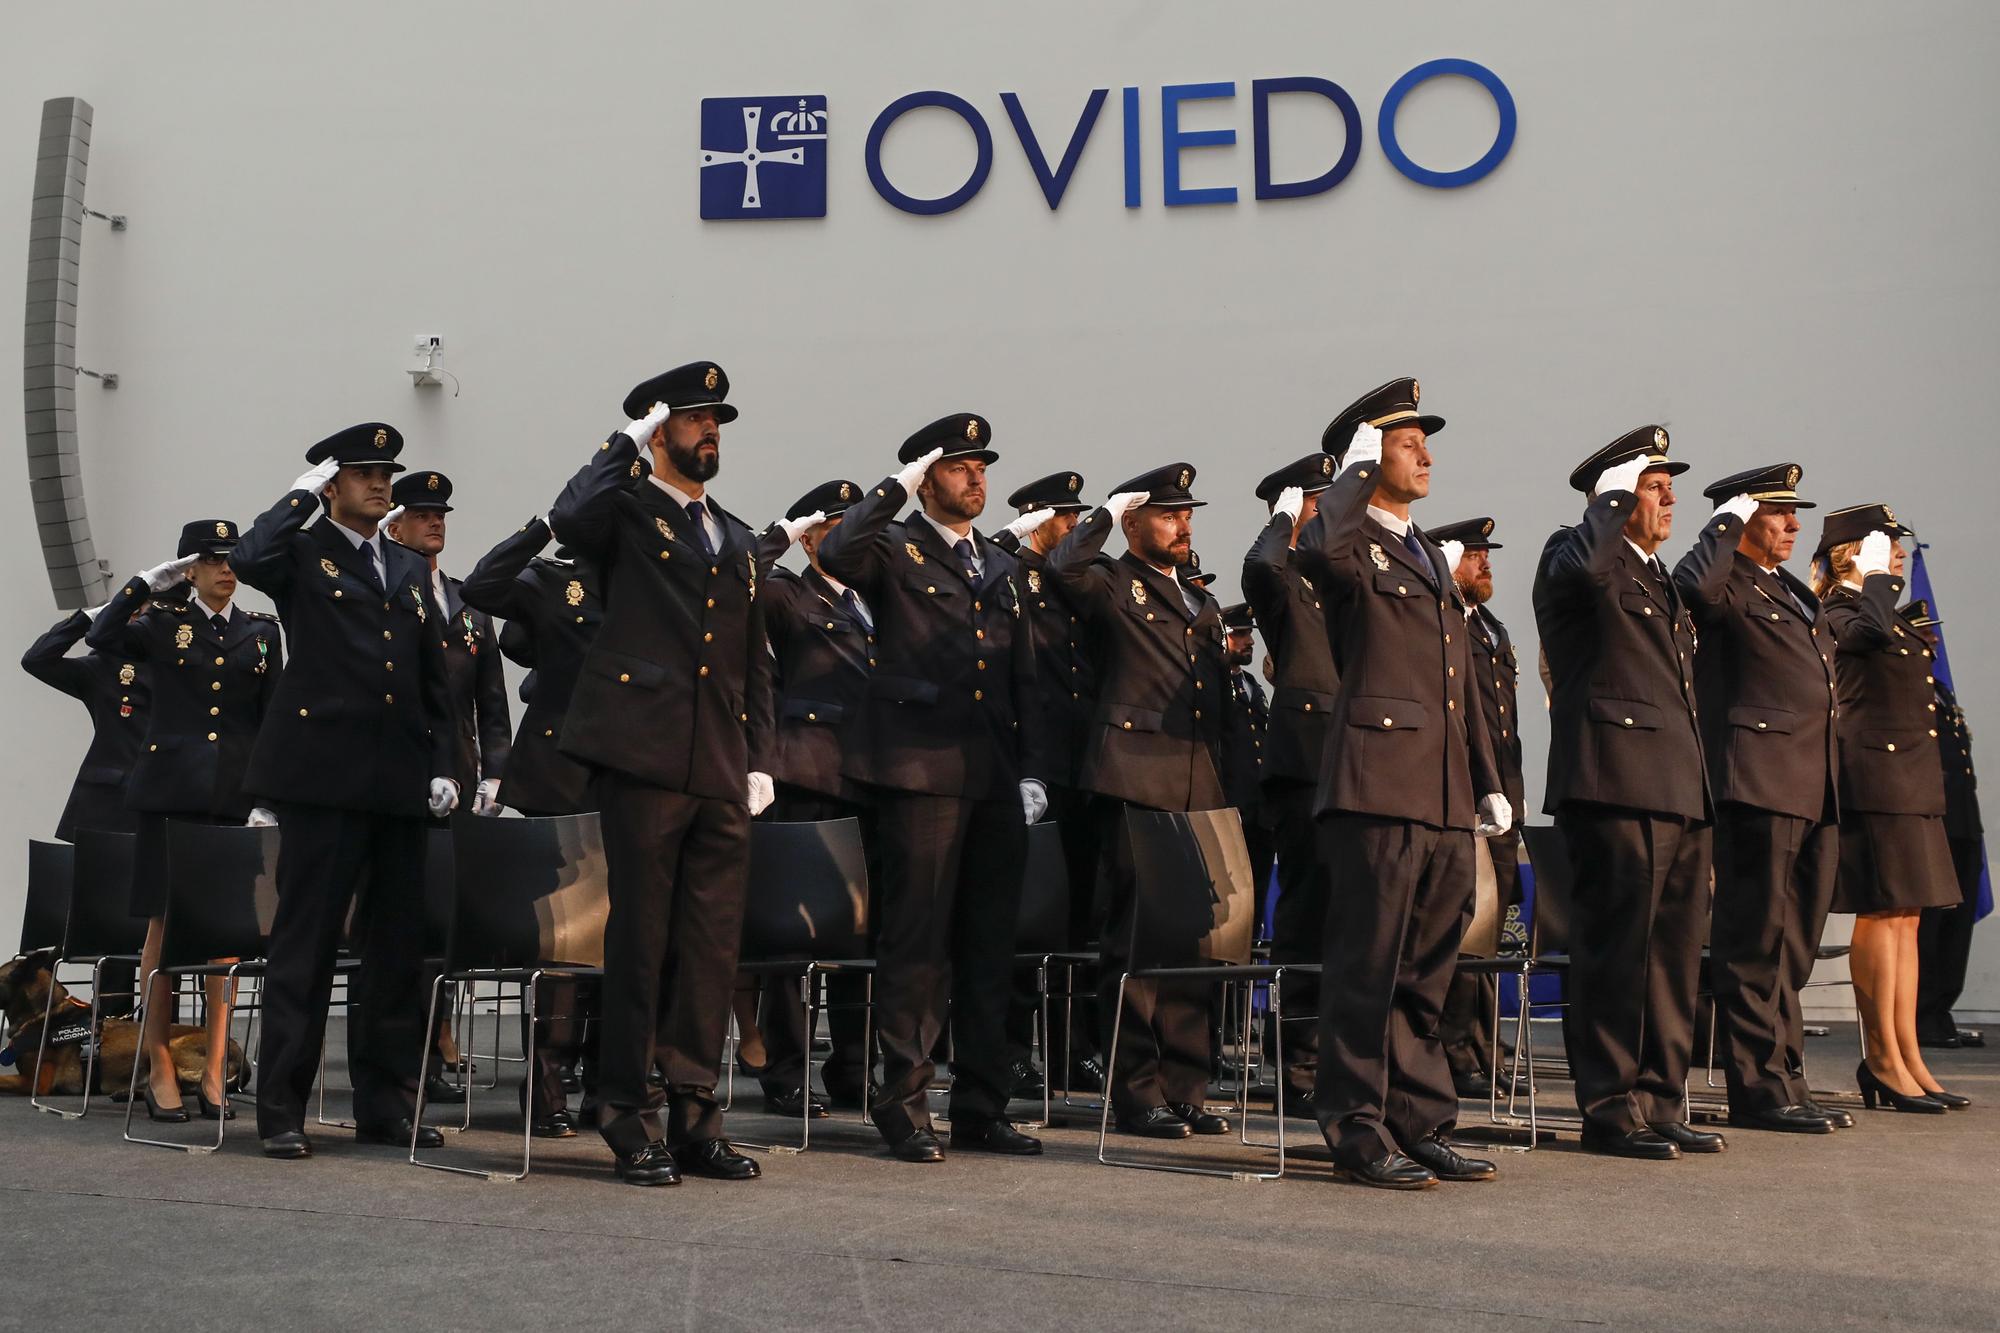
[173,623,194,650]
[410,586,427,623]
[255,636,269,674]
[461,610,478,654]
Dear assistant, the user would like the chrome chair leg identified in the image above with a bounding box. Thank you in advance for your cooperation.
[31,957,96,1120]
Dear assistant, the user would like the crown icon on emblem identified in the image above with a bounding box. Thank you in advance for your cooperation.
[770,98,826,133]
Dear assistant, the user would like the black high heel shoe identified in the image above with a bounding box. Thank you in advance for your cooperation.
[142,1080,191,1124]
[1919,1086,1971,1110]
[1855,1062,1946,1114]
[197,1084,236,1121]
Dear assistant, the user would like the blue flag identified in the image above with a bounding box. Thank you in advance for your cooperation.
[1909,541,1991,920]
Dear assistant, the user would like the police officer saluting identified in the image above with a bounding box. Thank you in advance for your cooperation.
[818,413,1047,1162]
[1294,379,1510,1189]
[1427,516,1525,1100]
[1674,464,1848,1133]
[549,362,773,1186]
[231,424,461,1159]
[1532,426,1720,1161]
[1241,451,1341,1105]
[1047,465,1231,1139]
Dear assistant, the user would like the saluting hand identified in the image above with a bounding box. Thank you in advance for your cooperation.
[1102,491,1151,524]
[1475,792,1513,838]
[1003,508,1058,541]
[291,458,340,496]
[1272,486,1305,524]
[141,554,198,593]
[894,447,946,496]
[777,510,826,545]
[1594,455,1647,499]
[621,400,675,451]
[1855,530,1893,577]
[1439,539,1466,574]
[1715,493,1759,524]
[1344,422,1384,469]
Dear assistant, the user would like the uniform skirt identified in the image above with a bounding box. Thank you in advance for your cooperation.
[129,812,239,918]
[1833,812,1960,915]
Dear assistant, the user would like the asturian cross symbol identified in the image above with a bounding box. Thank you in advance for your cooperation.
[699,104,807,211]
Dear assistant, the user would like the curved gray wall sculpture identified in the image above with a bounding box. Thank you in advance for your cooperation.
[24,96,106,609]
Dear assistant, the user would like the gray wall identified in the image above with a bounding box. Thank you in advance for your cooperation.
[6,2,1998,1010]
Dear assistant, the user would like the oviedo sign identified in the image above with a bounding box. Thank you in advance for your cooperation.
[698,59,1516,220]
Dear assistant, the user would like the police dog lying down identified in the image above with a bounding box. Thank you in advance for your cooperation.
[0,950,245,1097]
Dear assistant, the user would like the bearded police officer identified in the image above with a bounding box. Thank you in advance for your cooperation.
[549,362,773,1186]
[1674,464,1848,1133]
[993,471,1103,1094]
[1241,451,1341,1105]
[231,423,460,1159]
[1294,380,1510,1190]
[460,513,607,1138]
[817,414,1047,1163]
[1047,464,1231,1139]
[1427,516,1524,1100]
[1533,426,1720,1161]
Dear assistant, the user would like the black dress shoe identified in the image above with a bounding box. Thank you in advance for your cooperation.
[1922,1087,1972,1110]
[1957,1028,1985,1048]
[532,1108,579,1139]
[355,1118,445,1150]
[614,1141,681,1186]
[1646,1121,1726,1153]
[1007,1057,1046,1100]
[1333,1151,1437,1190]
[1802,1100,1855,1129]
[889,1127,946,1162]
[763,1086,831,1119]
[261,1130,312,1159]
[1452,1069,1494,1100]
[1405,1133,1497,1181]
[1167,1102,1231,1135]
[560,1063,583,1093]
[1067,1054,1107,1093]
[1727,1104,1834,1134]
[196,1086,236,1121]
[951,1118,1043,1155]
[673,1138,762,1180]
[1579,1125,1680,1160]
[1116,1105,1193,1139]
[142,1082,191,1124]
[424,1075,463,1105]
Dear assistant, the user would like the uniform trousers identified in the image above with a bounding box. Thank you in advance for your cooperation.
[255,802,429,1138]
[1556,806,1711,1133]
[1916,835,1986,1043]
[1265,781,1330,1093]
[746,785,879,1097]
[869,790,1024,1139]
[587,771,749,1156]
[1313,815,1474,1165]
[1096,798,1214,1118]
[1711,807,1838,1112]
[1439,829,1521,1081]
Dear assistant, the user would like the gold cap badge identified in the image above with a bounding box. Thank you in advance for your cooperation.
[839,482,853,501]
[1482,519,1494,537]
[1653,427,1668,449]
[215,521,230,538]
[1068,475,1081,492]
[1321,456,1334,476]
[1882,505,1896,525]
[427,474,440,490]
[1787,465,1801,488]
[965,418,981,442]
[704,366,719,391]
[1411,379,1421,404]
[373,428,389,448]
[1177,467,1192,489]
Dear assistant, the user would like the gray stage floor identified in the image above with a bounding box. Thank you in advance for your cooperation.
[4,1023,1995,1331]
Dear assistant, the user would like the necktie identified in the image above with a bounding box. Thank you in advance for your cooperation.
[211,613,228,637]
[843,588,872,632]
[687,502,714,557]
[365,540,385,590]
[1403,529,1436,585]
[1469,606,1493,650]
[953,538,978,583]
[1181,582,1201,619]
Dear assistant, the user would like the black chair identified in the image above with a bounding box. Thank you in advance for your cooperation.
[121,822,285,1153]
[1095,807,1314,1180]
[732,817,873,1153]
[1012,820,1072,1125]
[32,832,143,1121]
[412,812,607,1181]
[18,841,72,955]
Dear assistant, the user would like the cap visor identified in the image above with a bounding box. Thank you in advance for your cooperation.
[339,460,407,473]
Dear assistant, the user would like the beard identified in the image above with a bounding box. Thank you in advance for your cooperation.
[931,487,986,524]
[1462,575,1494,605]
[668,435,720,482]
[1225,644,1253,668]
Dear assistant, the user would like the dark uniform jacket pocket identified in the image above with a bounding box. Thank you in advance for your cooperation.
[1588,697,1662,730]
[1728,705,1795,734]
[1348,696,1428,730]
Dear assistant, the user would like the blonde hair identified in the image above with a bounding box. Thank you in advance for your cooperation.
[1810,540,1858,599]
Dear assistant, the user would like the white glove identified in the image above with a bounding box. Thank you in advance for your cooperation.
[1854,529,1893,577]
[777,510,826,545]
[291,458,341,496]
[621,400,675,450]
[141,555,198,593]
[245,807,278,829]
[1004,508,1059,541]
[1715,494,1759,525]
[747,771,775,816]
[382,505,406,529]
[1103,491,1151,524]
[894,446,946,496]
[428,778,460,818]
[473,778,503,817]
[1595,455,1647,499]
[1272,486,1305,524]
[1475,792,1514,838]
[1344,422,1383,469]
[1020,779,1049,825]
[81,601,111,619]
[1439,539,1466,574]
